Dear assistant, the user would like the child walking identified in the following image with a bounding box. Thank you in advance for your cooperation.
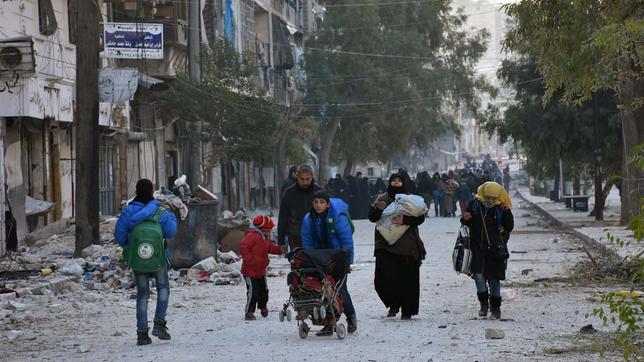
[240,215,283,320]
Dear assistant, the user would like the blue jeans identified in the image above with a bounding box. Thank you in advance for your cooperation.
[134,265,169,332]
[340,277,356,318]
[473,273,500,297]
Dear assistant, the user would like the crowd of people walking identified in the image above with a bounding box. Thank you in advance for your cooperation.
[326,156,511,221]
[114,155,514,344]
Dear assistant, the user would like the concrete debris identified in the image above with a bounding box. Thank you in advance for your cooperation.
[521,269,533,276]
[47,304,64,313]
[218,251,239,264]
[6,330,22,341]
[213,278,231,286]
[77,345,90,353]
[485,328,505,339]
[81,293,101,303]
[501,289,517,301]
[81,245,105,259]
[60,263,84,277]
[579,324,597,334]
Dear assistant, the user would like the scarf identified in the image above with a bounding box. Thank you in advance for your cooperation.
[474,181,512,209]
[387,173,407,199]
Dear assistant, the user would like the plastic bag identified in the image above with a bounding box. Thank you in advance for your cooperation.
[187,256,219,281]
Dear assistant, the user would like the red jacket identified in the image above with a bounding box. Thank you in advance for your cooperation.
[240,229,282,278]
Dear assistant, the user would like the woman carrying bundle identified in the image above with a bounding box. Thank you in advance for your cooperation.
[368,174,426,320]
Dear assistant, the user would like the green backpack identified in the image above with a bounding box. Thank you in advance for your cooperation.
[123,207,166,273]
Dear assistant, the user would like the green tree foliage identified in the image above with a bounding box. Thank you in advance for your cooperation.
[483,57,621,180]
[503,1,643,106]
[302,0,492,180]
[502,0,644,224]
[162,40,281,162]
[593,146,644,360]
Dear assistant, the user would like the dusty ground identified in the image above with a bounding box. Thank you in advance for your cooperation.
[1,199,622,361]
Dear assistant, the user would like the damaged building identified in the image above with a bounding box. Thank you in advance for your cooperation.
[0,0,322,254]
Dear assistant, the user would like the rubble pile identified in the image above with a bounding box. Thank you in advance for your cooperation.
[217,211,251,254]
[181,251,243,285]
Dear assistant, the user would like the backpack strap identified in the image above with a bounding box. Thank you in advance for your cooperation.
[150,207,165,223]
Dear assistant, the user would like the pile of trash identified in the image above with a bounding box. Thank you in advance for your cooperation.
[183,250,243,285]
[217,211,250,255]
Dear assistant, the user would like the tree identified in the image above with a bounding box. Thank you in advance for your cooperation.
[161,40,281,207]
[302,0,492,183]
[502,0,644,224]
[483,57,621,196]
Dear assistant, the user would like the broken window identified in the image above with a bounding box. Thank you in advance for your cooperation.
[38,0,58,36]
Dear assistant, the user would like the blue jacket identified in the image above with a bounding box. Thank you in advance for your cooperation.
[114,200,177,248]
[301,198,354,264]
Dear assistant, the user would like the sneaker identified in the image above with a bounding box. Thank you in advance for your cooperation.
[386,307,399,318]
[260,308,269,318]
[401,314,412,320]
[315,325,333,336]
[137,331,152,346]
[151,320,171,340]
[245,312,256,320]
[347,315,357,334]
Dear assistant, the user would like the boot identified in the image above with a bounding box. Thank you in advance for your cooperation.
[386,306,399,318]
[400,314,412,320]
[477,292,489,317]
[245,312,256,320]
[315,325,333,336]
[151,320,171,340]
[137,331,152,346]
[260,308,269,318]
[347,315,357,334]
[489,296,502,320]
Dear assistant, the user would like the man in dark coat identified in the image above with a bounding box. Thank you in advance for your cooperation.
[277,164,323,252]
[280,166,298,196]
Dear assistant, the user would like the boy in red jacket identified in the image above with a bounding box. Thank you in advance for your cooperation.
[240,215,283,320]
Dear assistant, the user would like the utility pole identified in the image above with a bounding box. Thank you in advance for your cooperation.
[592,92,603,221]
[74,0,100,256]
[187,0,202,188]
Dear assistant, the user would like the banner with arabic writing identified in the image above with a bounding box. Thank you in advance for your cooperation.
[104,22,163,59]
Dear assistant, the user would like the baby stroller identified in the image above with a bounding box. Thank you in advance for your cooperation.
[279,248,349,339]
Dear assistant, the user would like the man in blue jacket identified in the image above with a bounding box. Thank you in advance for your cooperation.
[114,179,177,345]
[301,190,357,335]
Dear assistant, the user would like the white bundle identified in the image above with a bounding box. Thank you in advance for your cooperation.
[376,194,427,245]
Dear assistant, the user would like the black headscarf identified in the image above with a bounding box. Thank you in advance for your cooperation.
[387,173,407,199]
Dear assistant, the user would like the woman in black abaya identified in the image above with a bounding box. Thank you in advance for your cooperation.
[368,174,426,320]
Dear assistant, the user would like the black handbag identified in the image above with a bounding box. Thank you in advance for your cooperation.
[480,207,510,260]
[452,225,473,275]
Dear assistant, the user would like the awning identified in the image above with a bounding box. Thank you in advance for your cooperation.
[139,73,168,91]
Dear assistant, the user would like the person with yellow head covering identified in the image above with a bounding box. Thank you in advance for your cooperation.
[461,181,514,320]
[474,182,512,209]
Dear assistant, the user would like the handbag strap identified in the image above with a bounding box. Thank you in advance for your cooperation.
[480,204,492,249]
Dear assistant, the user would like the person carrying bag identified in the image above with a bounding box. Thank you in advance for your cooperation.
[460,182,514,320]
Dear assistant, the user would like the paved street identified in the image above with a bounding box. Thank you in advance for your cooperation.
[3,198,617,361]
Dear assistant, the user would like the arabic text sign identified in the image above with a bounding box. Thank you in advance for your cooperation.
[104,23,163,59]
[98,68,139,103]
